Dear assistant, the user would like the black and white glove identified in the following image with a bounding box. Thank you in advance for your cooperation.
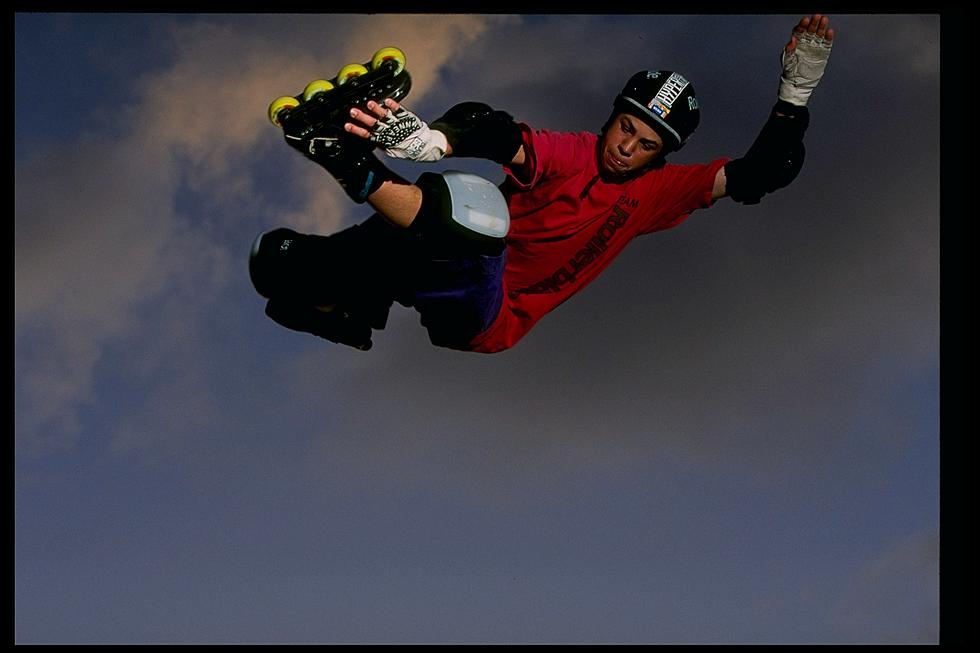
[778,30,833,107]
[369,106,448,162]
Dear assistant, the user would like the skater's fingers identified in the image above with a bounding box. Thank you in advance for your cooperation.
[344,122,373,140]
[788,14,832,45]
[365,100,392,120]
[371,98,402,113]
[348,107,378,129]
[816,16,831,39]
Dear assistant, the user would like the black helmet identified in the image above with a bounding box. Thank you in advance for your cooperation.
[613,70,700,152]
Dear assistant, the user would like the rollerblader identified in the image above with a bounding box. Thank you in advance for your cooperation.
[250,15,835,353]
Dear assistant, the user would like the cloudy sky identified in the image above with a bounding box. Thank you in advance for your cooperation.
[15,13,941,643]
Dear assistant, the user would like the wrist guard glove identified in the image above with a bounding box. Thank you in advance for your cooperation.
[778,31,833,106]
[369,105,448,162]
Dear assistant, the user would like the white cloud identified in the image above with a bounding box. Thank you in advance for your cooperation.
[14,14,509,456]
[15,136,179,453]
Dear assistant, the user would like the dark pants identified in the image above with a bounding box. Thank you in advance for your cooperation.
[255,213,505,350]
[403,250,506,349]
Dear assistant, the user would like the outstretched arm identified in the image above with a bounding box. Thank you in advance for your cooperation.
[712,14,834,201]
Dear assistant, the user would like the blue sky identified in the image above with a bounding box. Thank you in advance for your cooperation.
[15,13,940,643]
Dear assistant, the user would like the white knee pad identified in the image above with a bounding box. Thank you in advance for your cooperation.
[440,170,510,239]
[413,171,510,255]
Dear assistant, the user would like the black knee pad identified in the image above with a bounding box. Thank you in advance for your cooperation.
[248,224,372,304]
[410,171,510,258]
[249,216,417,314]
[249,227,307,300]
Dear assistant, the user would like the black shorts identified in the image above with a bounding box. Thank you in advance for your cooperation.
[404,250,507,350]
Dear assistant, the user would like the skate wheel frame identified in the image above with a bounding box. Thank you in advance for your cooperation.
[336,63,369,84]
[371,47,406,75]
[302,79,335,102]
[267,46,408,127]
[268,95,300,127]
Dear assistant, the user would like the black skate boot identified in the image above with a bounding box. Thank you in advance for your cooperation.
[268,47,413,203]
[283,124,394,204]
[264,299,375,351]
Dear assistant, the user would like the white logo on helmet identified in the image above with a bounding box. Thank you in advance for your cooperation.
[647,72,689,112]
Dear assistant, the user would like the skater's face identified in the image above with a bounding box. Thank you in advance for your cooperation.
[599,113,664,176]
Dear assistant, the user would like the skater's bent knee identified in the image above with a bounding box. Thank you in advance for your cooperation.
[410,171,510,257]
[249,228,303,298]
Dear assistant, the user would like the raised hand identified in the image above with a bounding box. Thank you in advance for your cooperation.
[779,14,834,107]
[785,13,834,54]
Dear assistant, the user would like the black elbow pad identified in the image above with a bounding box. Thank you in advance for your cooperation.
[725,100,809,205]
[430,102,522,164]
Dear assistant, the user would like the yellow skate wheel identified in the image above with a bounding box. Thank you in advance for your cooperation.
[371,47,406,74]
[268,95,300,127]
[336,63,369,85]
[302,79,335,101]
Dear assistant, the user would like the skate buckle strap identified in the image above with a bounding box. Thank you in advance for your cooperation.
[284,133,343,158]
[307,135,343,157]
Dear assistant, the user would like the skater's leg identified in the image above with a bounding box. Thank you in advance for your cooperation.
[397,171,511,349]
[251,168,511,350]
[249,222,376,307]
[249,214,418,348]
[409,252,507,350]
[406,171,509,257]
[270,81,512,349]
